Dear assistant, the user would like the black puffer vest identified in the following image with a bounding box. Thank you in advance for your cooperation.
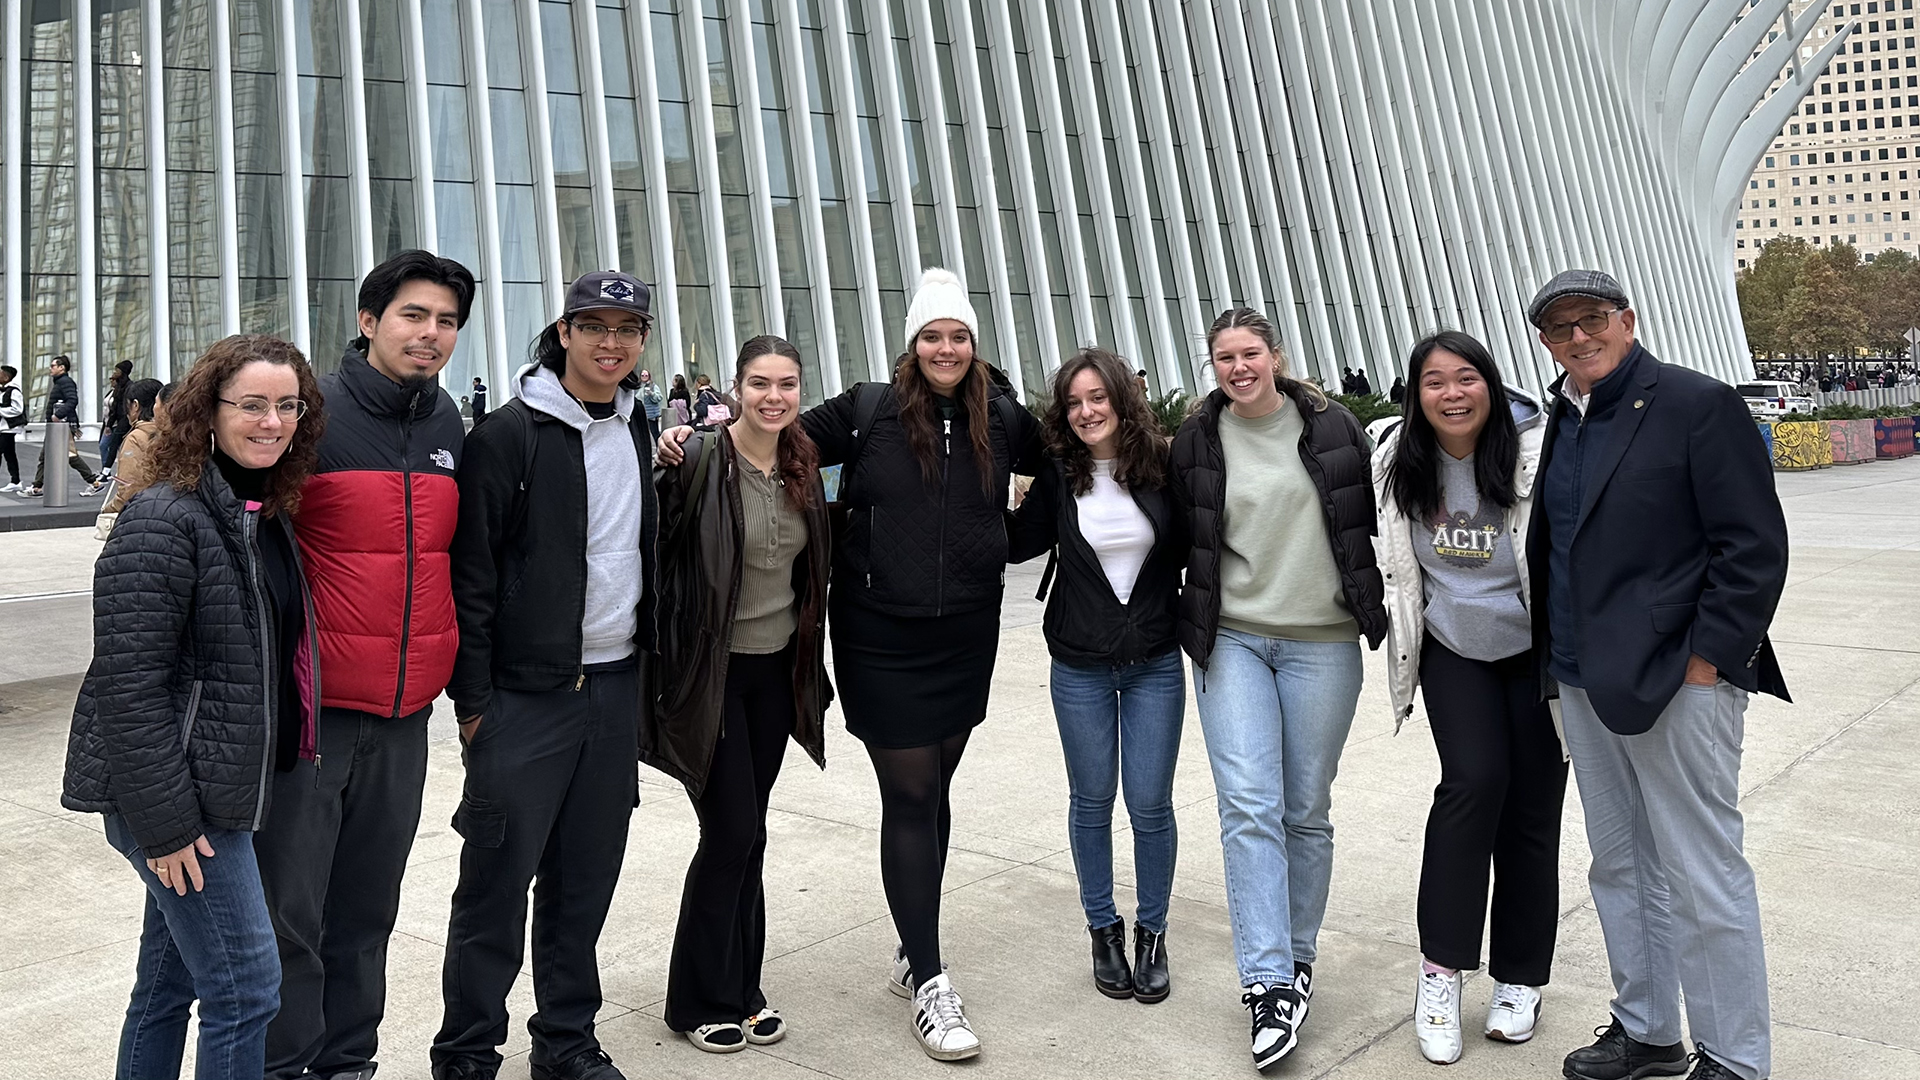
[1169,381,1386,668]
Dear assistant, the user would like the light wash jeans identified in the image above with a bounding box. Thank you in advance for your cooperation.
[1560,681,1771,1080]
[104,816,281,1080]
[1048,650,1185,933]
[1193,628,1363,987]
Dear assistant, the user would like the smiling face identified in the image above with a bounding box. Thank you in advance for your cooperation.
[1065,366,1119,458]
[360,279,462,383]
[214,361,301,469]
[1209,327,1286,417]
[736,352,802,438]
[558,308,647,402]
[1417,349,1492,454]
[1538,296,1636,395]
[914,319,974,395]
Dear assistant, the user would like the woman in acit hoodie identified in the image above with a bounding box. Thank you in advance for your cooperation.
[1371,330,1565,1067]
[436,271,660,1080]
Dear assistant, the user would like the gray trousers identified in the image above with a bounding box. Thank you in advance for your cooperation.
[1560,682,1771,1080]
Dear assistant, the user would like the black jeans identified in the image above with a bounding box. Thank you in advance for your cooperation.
[433,661,641,1073]
[665,646,795,1030]
[1416,636,1568,985]
[1,431,18,483]
[256,706,430,1079]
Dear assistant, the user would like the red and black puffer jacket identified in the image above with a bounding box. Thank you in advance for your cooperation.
[296,346,463,718]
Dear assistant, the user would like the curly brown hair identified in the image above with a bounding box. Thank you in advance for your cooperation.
[1042,348,1168,496]
[151,335,326,516]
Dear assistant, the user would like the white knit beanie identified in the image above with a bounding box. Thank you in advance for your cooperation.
[902,267,979,351]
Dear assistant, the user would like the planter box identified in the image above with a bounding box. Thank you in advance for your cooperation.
[1771,421,1832,470]
[1874,416,1915,459]
[1827,418,1877,464]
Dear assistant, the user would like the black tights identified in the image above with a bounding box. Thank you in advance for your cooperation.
[867,731,971,987]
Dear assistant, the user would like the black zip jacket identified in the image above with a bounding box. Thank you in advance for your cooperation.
[45,371,79,423]
[802,381,1044,617]
[1170,382,1387,669]
[1007,454,1187,667]
[62,463,321,857]
[447,395,659,720]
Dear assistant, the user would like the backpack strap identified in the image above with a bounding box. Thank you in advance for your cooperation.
[502,399,540,542]
[1035,547,1059,602]
[837,381,889,494]
[684,430,717,509]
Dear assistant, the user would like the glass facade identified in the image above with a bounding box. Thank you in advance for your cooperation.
[3,1,1806,422]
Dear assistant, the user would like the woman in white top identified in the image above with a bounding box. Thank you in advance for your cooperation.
[1008,348,1187,1005]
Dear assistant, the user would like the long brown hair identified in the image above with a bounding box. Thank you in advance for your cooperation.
[1043,348,1167,496]
[892,349,995,496]
[1206,307,1329,411]
[152,335,326,516]
[734,335,820,511]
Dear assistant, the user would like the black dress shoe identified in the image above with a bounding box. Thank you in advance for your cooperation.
[531,1047,627,1080]
[1685,1053,1744,1080]
[1563,1017,1689,1080]
[1132,923,1170,1003]
[1089,920,1133,998]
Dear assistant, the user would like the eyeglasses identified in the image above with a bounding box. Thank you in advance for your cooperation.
[568,320,649,346]
[220,397,309,422]
[1540,309,1619,344]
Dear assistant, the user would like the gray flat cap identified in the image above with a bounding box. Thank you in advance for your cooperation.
[1527,270,1629,328]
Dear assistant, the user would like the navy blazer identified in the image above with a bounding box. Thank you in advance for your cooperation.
[1527,345,1791,735]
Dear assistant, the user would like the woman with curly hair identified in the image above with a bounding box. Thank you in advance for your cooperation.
[61,334,326,1080]
[1007,348,1188,1004]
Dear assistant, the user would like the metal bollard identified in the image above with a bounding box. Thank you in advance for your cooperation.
[43,420,72,508]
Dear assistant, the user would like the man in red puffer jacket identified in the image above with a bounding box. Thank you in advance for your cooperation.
[256,249,476,1080]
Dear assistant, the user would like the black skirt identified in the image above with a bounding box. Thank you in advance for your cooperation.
[829,592,1001,749]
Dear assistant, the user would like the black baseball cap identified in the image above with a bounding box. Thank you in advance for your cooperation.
[563,271,652,320]
[1526,270,1630,328]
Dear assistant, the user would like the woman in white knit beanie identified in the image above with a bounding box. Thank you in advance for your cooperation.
[658,267,1042,1059]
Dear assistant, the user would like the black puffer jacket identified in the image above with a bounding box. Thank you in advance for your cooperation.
[1170,381,1386,668]
[1007,453,1187,667]
[62,465,320,858]
[802,380,1044,617]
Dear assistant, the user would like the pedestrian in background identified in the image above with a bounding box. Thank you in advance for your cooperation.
[1169,307,1385,1071]
[256,249,475,1080]
[0,364,24,491]
[1373,331,1566,1065]
[436,270,659,1080]
[1526,271,1789,1080]
[638,368,665,443]
[60,334,325,1080]
[1008,347,1187,1005]
[471,375,489,421]
[96,377,165,529]
[27,354,105,498]
[651,335,832,1054]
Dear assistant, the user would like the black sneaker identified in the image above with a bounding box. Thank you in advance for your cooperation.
[1244,981,1305,1070]
[431,1059,496,1080]
[1563,1017,1689,1080]
[1685,1053,1742,1080]
[530,1047,627,1080]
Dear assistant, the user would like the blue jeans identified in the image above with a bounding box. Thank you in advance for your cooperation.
[1193,629,1363,987]
[104,816,280,1080]
[1048,651,1185,933]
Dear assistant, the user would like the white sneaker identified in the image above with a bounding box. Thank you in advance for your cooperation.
[1484,982,1541,1043]
[1415,969,1463,1065]
[0,482,18,493]
[887,944,949,999]
[910,973,981,1061]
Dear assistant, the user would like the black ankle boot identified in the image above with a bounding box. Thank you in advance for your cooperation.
[1089,921,1132,998]
[1132,924,1170,1003]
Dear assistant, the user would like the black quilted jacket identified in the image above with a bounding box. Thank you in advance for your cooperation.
[1170,382,1387,669]
[62,464,319,858]
[803,381,1044,617]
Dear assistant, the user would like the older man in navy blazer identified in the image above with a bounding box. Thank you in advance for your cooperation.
[1525,271,1788,1080]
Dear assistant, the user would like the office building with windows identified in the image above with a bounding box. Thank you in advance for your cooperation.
[1737,0,1920,266]
[5,0,1825,423]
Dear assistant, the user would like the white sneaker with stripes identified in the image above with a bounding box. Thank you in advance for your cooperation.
[910,973,981,1061]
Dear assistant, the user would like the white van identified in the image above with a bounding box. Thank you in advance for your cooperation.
[1737,380,1815,419]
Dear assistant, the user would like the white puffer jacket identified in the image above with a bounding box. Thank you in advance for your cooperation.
[1371,391,1546,732]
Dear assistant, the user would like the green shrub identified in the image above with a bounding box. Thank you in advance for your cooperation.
[1811,402,1875,421]
[1329,392,1402,426]
[1147,389,1197,435]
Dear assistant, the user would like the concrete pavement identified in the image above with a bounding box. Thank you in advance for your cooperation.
[1,458,1916,1079]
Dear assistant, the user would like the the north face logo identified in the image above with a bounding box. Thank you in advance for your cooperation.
[600,278,636,302]
[431,449,455,470]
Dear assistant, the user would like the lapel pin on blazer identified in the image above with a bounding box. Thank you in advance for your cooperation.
[1633,399,1645,409]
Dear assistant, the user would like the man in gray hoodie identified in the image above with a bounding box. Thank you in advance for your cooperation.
[436,271,659,1080]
